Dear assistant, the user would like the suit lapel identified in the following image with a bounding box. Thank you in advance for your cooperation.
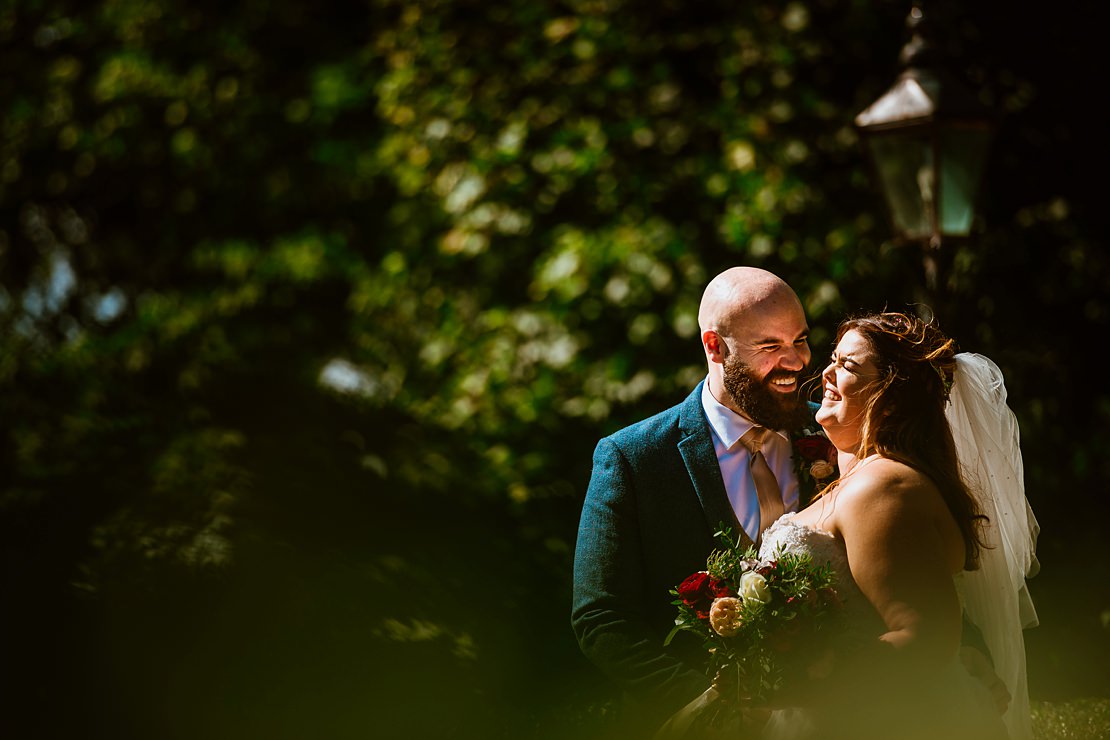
[677,383,750,549]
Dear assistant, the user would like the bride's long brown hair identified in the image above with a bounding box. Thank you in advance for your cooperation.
[835,312,987,570]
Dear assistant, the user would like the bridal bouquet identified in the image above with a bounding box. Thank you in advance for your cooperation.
[665,528,843,707]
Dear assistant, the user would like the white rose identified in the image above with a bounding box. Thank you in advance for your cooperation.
[810,460,836,480]
[740,571,771,604]
[709,597,743,637]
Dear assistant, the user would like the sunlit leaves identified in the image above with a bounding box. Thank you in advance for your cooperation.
[93,51,178,102]
[80,426,247,586]
[375,617,478,661]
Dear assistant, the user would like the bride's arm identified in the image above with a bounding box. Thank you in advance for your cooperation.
[831,464,964,682]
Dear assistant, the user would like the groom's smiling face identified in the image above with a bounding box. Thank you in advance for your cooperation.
[718,299,813,431]
[723,352,812,431]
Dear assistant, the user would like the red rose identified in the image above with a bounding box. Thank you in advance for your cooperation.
[677,572,710,603]
[677,571,731,618]
[677,571,716,614]
[795,435,835,463]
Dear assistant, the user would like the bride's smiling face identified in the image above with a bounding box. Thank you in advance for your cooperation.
[815,329,883,452]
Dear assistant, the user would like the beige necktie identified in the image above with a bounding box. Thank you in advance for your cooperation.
[740,426,785,542]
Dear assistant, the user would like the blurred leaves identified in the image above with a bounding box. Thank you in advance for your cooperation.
[1031,698,1110,740]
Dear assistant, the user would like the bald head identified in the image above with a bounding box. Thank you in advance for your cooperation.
[698,267,802,337]
[698,267,811,422]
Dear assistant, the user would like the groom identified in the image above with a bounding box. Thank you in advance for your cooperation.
[571,267,825,733]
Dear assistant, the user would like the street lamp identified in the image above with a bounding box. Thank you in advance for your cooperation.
[855,4,995,299]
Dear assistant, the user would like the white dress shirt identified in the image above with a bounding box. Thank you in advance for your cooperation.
[700,379,800,542]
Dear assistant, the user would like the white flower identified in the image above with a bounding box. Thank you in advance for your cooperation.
[740,571,771,604]
[810,460,836,480]
[709,597,743,637]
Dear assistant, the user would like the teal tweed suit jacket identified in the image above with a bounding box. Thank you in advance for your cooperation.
[571,382,821,724]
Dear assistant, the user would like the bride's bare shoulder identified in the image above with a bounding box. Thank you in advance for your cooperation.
[836,457,940,515]
[832,456,964,571]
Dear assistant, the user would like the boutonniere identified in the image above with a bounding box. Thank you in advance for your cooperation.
[790,423,838,488]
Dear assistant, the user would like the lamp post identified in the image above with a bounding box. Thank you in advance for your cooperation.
[855,4,995,315]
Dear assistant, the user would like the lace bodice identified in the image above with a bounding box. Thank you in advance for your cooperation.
[759,514,884,647]
[759,515,845,573]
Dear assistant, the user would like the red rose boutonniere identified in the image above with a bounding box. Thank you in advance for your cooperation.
[790,423,838,495]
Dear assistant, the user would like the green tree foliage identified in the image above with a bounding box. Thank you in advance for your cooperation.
[1,0,1107,737]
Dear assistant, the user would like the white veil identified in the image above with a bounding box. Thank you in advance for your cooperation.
[947,353,1040,740]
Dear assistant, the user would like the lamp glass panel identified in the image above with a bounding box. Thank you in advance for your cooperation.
[867,133,933,240]
[939,128,992,235]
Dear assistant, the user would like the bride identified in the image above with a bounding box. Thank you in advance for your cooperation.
[753,311,1038,740]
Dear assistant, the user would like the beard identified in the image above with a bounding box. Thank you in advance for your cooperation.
[722,354,811,432]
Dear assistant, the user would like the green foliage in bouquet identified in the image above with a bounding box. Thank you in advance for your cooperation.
[665,527,843,705]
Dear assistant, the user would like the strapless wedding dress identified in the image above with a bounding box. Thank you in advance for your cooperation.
[757,515,1009,740]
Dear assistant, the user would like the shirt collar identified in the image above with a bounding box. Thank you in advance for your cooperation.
[700,377,789,450]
